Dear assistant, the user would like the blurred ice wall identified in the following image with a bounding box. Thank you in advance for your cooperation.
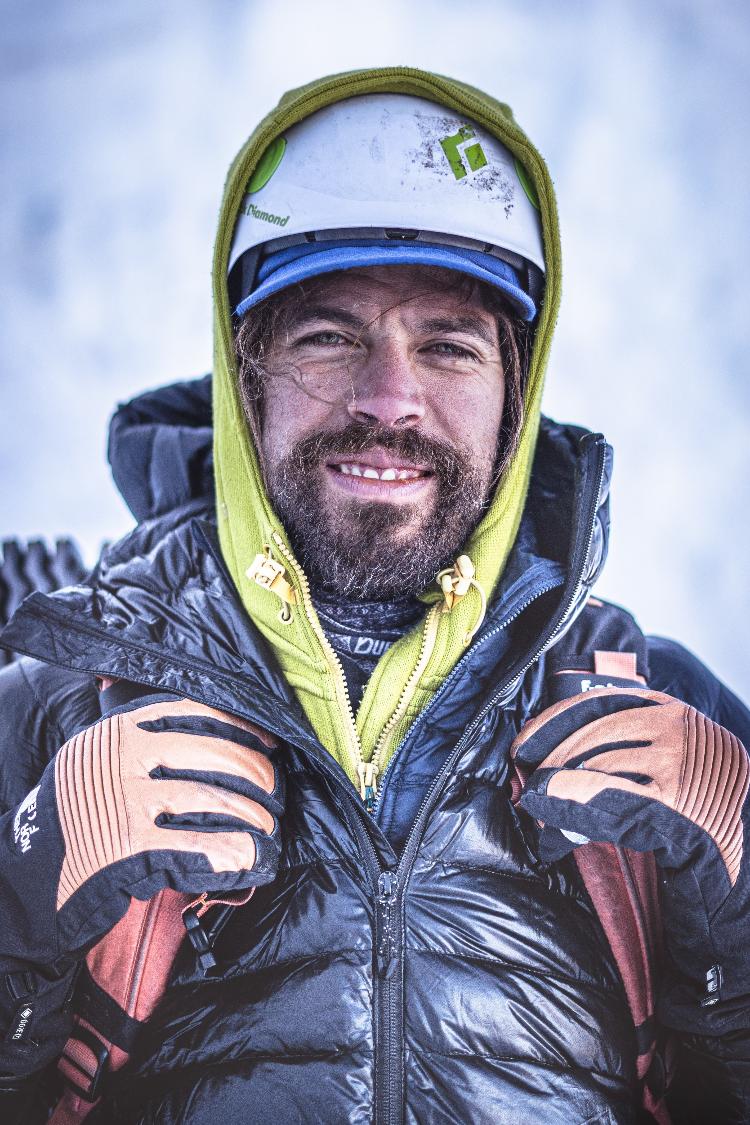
[1,0,748,697]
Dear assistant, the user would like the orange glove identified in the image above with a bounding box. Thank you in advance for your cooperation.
[512,688,750,1017]
[1,696,284,966]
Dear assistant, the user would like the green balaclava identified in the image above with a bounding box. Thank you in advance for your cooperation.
[211,67,561,805]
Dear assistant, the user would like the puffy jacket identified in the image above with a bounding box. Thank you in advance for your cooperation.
[2,378,749,1124]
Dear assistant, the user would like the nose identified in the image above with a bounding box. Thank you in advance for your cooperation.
[347,338,426,428]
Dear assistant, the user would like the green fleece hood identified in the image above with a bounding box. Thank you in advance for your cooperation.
[212,67,561,802]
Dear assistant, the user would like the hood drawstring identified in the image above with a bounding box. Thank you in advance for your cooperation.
[246,546,297,623]
[436,555,487,646]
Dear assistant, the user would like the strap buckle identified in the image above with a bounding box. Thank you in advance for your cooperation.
[182,905,218,972]
[58,1023,110,1102]
[182,889,255,974]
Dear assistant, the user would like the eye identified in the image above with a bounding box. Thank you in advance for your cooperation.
[298,330,352,347]
[424,341,480,361]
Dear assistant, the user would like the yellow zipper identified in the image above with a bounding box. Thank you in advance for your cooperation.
[269,535,443,813]
[366,604,442,801]
[271,534,363,785]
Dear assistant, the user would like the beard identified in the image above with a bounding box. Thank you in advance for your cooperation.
[265,422,493,600]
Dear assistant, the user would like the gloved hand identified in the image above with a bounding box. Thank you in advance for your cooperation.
[511,687,750,1025]
[0,696,284,969]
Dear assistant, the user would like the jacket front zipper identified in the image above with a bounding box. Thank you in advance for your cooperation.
[375,871,400,1125]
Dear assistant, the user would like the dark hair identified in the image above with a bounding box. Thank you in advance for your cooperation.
[234,268,532,484]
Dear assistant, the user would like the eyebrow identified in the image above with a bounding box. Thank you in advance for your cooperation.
[286,306,497,347]
[419,316,497,347]
[286,305,367,333]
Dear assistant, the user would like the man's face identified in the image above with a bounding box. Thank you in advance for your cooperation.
[256,265,507,599]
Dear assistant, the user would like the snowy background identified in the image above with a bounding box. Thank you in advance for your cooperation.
[1,0,748,699]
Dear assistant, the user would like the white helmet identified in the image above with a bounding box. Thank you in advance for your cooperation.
[228,93,545,321]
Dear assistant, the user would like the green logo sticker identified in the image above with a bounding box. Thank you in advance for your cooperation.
[439,127,488,181]
[514,157,540,211]
[247,136,287,194]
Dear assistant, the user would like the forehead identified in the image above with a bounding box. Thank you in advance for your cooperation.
[290,264,500,320]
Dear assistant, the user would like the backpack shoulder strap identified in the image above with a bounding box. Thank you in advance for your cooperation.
[572,844,672,1123]
[543,596,649,704]
[50,889,191,1123]
[49,678,255,1122]
[528,598,674,1122]
[51,885,253,1123]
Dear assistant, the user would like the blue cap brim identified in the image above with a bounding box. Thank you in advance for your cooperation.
[234,240,536,322]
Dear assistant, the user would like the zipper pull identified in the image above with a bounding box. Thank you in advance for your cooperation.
[435,554,487,645]
[357,761,380,814]
[245,547,298,617]
[376,871,398,977]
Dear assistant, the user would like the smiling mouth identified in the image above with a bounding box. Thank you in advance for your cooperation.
[331,462,431,482]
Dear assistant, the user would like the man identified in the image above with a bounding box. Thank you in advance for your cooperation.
[0,67,748,1124]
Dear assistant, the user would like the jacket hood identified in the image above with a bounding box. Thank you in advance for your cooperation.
[108,376,213,524]
[211,68,563,783]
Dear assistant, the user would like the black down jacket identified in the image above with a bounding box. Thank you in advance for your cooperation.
[1,378,749,1124]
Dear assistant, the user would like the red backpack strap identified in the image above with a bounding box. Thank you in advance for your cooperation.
[49,678,261,1121]
[513,624,676,1122]
[593,650,642,682]
[50,889,192,1122]
[543,599,649,704]
[50,885,253,1122]
[573,844,673,1123]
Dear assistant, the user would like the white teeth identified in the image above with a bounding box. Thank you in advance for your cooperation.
[335,462,426,481]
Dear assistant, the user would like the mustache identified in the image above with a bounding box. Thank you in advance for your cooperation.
[278,423,473,490]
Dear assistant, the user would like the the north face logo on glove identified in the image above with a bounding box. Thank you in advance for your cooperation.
[13,784,40,854]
